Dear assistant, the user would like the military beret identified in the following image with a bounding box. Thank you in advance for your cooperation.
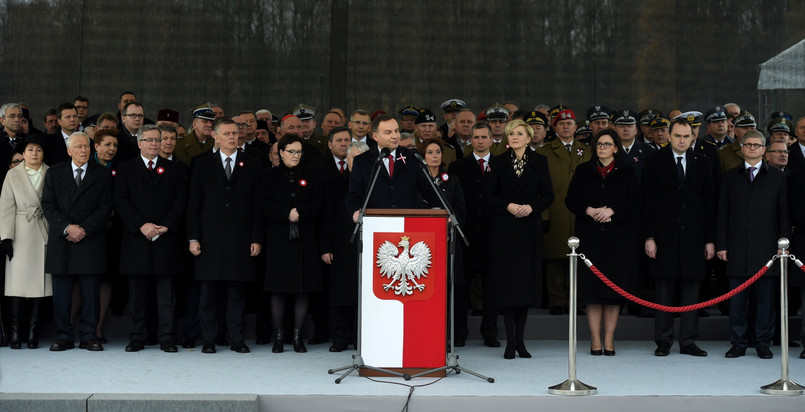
[485,104,509,121]
[477,112,487,122]
[650,117,671,130]
[524,111,548,126]
[612,109,638,125]
[638,109,663,126]
[440,99,466,113]
[371,110,386,121]
[553,109,576,125]
[192,103,215,120]
[399,105,419,118]
[586,105,611,122]
[157,108,179,123]
[733,112,756,128]
[293,104,315,120]
[416,108,437,124]
[704,106,727,123]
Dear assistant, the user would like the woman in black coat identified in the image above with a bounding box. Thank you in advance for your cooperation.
[565,129,639,356]
[418,138,468,344]
[484,120,554,359]
[262,134,324,353]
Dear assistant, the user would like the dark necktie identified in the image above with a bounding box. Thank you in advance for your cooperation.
[479,158,486,174]
[338,160,346,174]
[748,166,756,182]
[225,157,232,180]
[9,138,17,150]
[148,160,154,171]
[75,168,83,187]
[387,155,394,178]
[565,144,572,153]
[676,156,685,179]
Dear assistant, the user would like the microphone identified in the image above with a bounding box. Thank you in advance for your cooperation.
[375,147,391,163]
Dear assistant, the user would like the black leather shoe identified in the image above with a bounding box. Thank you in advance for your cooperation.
[604,349,616,356]
[161,342,178,353]
[654,344,670,357]
[757,346,773,359]
[800,349,805,359]
[329,343,347,352]
[680,343,708,357]
[725,345,746,358]
[201,341,216,354]
[308,335,329,345]
[549,306,564,315]
[182,337,196,349]
[79,340,104,351]
[293,329,307,353]
[230,341,250,353]
[590,349,603,356]
[272,330,285,353]
[483,337,501,348]
[125,342,145,352]
[49,340,75,351]
[503,344,515,359]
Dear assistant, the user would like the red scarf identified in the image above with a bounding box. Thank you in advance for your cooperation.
[596,160,615,179]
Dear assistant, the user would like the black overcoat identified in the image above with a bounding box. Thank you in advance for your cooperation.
[483,149,554,306]
[449,153,494,272]
[186,151,264,282]
[316,156,357,305]
[262,162,324,293]
[42,161,113,275]
[787,168,805,287]
[641,147,715,279]
[565,159,639,302]
[717,162,789,277]
[113,156,188,275]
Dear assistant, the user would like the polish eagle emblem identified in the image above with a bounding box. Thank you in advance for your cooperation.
[376,236,432,296]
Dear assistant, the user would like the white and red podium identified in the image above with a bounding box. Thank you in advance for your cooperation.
[359,209,448,376]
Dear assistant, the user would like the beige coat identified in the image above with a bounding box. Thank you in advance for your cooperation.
[0,163,51,297]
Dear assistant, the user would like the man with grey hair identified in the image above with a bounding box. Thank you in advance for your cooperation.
[718,130,789,359]
[114,124,188,353]
[723,103,741,119]
[42,132,113,352]
[0,103,26,180]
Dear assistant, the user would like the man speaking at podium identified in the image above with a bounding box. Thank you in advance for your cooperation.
[346,113,439,220]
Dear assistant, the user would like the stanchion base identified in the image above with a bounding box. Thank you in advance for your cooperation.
[760,379,805,395]
[548,379,597,396]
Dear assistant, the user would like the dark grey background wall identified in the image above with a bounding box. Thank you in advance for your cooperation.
[1,0,803,127]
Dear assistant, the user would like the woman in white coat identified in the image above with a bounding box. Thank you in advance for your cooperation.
[0,136,51,349]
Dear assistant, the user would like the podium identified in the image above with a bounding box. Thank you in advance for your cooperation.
[359,209,448,377]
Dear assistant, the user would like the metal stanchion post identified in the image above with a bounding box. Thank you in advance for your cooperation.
[549,237,596,396]
[761,238,805,395]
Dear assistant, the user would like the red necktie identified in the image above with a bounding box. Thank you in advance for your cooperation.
[148,160,154,171]
[479,158,486,174]
[388,155,395,178]
[338,160,346,174]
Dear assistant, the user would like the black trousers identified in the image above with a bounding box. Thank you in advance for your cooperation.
[654,277,701,347]
[329,305,357,347]
[199,280,246,343]
[479,271,499,340]
[129,275,175,344]
[730,276,775,348]
[52,274,100,342]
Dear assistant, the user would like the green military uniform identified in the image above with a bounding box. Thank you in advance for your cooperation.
[489,137,510,157]
[537,138,592,308]
[718,140,744,175]
[174,129,214,166]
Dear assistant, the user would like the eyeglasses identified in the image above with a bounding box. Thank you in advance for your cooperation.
[742,143,764,149]
[124,114,145,119]
[4,114,23,119]
[767,149,789,154]
[236,123,249,129]
[140,138,162,143]
[10,159,22,165]
[283,150,303,156]
[596,142,614,148]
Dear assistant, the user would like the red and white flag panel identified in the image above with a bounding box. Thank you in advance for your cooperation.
[361,216,447,368]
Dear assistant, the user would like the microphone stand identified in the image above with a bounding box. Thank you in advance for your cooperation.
[408,153,494,383]
[330,149,410,382]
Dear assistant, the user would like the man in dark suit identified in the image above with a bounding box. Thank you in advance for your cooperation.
[0,103,26,181]
[787,116,805,172]
[187,117,264,354]
[233,114,269,168]
[348,110,376,149]
[114,124,188,353]
[642,118,715,357]
[345,113,438,219]
[448,122,498,347]
[42,132,113,351]
[717,130,790,359]
[42,103,79,166]
[614,109,654,179]
[316,126,358,352]
[115,101,145,163]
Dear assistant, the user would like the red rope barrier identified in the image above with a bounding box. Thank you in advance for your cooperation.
[585,259,772,313]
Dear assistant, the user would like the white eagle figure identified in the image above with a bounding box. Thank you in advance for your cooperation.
[376,236,432,296]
